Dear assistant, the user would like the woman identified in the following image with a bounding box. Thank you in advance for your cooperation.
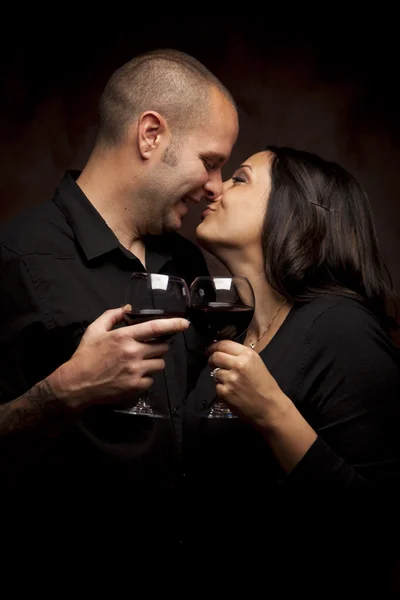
[183,147,400,594]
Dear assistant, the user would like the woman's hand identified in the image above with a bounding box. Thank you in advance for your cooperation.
[208,340,317,472]
[208,340,287,430]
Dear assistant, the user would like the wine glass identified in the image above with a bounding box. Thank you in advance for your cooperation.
[114,272,189,417]
[189,276,255,418]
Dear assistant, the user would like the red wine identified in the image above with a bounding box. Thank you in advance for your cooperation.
[189,302,254,341]
[124,309,187,341]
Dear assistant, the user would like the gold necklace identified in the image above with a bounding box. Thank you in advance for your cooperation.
[248,299,288,349]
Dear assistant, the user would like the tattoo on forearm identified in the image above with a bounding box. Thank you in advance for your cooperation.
[0,378,73,464]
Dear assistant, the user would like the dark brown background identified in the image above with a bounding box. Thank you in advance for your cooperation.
[1,17,399,586]
[1,16,399,288]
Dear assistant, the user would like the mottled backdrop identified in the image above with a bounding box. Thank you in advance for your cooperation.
[1,16,399,290]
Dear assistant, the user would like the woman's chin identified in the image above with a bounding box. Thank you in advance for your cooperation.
[196,222,217,252]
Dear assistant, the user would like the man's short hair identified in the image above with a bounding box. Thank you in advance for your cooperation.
[97,48,236,145]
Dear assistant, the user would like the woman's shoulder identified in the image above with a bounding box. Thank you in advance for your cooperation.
[294,294,397,358]
[295,294,382,331]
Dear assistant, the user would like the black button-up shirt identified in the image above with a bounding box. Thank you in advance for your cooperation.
[0,172,209,547]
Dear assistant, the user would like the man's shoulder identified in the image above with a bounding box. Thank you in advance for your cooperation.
[0,200,71,258]
[163,233,207,263]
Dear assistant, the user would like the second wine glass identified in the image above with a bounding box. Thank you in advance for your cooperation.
[189,276,255,418]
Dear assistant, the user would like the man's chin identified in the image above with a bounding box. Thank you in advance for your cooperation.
[163,215,183,233]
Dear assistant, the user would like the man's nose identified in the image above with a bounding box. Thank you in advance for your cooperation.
[203,170,223,200]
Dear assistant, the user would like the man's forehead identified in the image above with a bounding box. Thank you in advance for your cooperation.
[187,111,238,162]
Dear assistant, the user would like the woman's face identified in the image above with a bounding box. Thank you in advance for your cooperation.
[196,151,272,254]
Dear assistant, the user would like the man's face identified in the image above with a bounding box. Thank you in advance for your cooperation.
[145,88,239,234]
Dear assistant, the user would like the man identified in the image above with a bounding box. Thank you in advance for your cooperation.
[0,49,238,551]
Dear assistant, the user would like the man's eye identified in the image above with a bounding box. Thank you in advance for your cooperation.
[202,159,215,171]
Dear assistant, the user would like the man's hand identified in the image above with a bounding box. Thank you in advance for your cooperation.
[48,306,189,411]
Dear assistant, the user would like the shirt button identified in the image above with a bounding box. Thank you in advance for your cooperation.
[173,407,179,415]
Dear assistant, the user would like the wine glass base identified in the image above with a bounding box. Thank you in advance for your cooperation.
[208,401,237,419]
[114,398,165,418]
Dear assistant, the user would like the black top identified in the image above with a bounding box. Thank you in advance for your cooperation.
[0,172,209,546]
[183,295,400,592]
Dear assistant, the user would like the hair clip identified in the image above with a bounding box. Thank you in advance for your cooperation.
[308,201,335,213]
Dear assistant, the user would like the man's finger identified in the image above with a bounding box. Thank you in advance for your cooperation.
[141,342,170,359]
[140,358,167,375]
[88,307,128,334]
[137,376,154,391]
[126,318,189,342]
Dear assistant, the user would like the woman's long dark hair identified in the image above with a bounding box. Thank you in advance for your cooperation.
[262,146,397,329]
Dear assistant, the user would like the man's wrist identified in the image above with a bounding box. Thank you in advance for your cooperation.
[45,362,87,413]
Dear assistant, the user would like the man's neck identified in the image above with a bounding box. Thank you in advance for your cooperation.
[76,153,146,262]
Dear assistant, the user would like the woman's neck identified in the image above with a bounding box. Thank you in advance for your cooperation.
[219,252,292,350]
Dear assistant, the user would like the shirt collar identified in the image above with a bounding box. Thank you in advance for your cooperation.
[53,171,120,261]
[52,170,173,270]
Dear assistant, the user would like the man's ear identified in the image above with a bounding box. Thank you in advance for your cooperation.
[137,111,168,159]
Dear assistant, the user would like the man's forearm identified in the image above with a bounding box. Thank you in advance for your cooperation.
[0,377,76,465]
